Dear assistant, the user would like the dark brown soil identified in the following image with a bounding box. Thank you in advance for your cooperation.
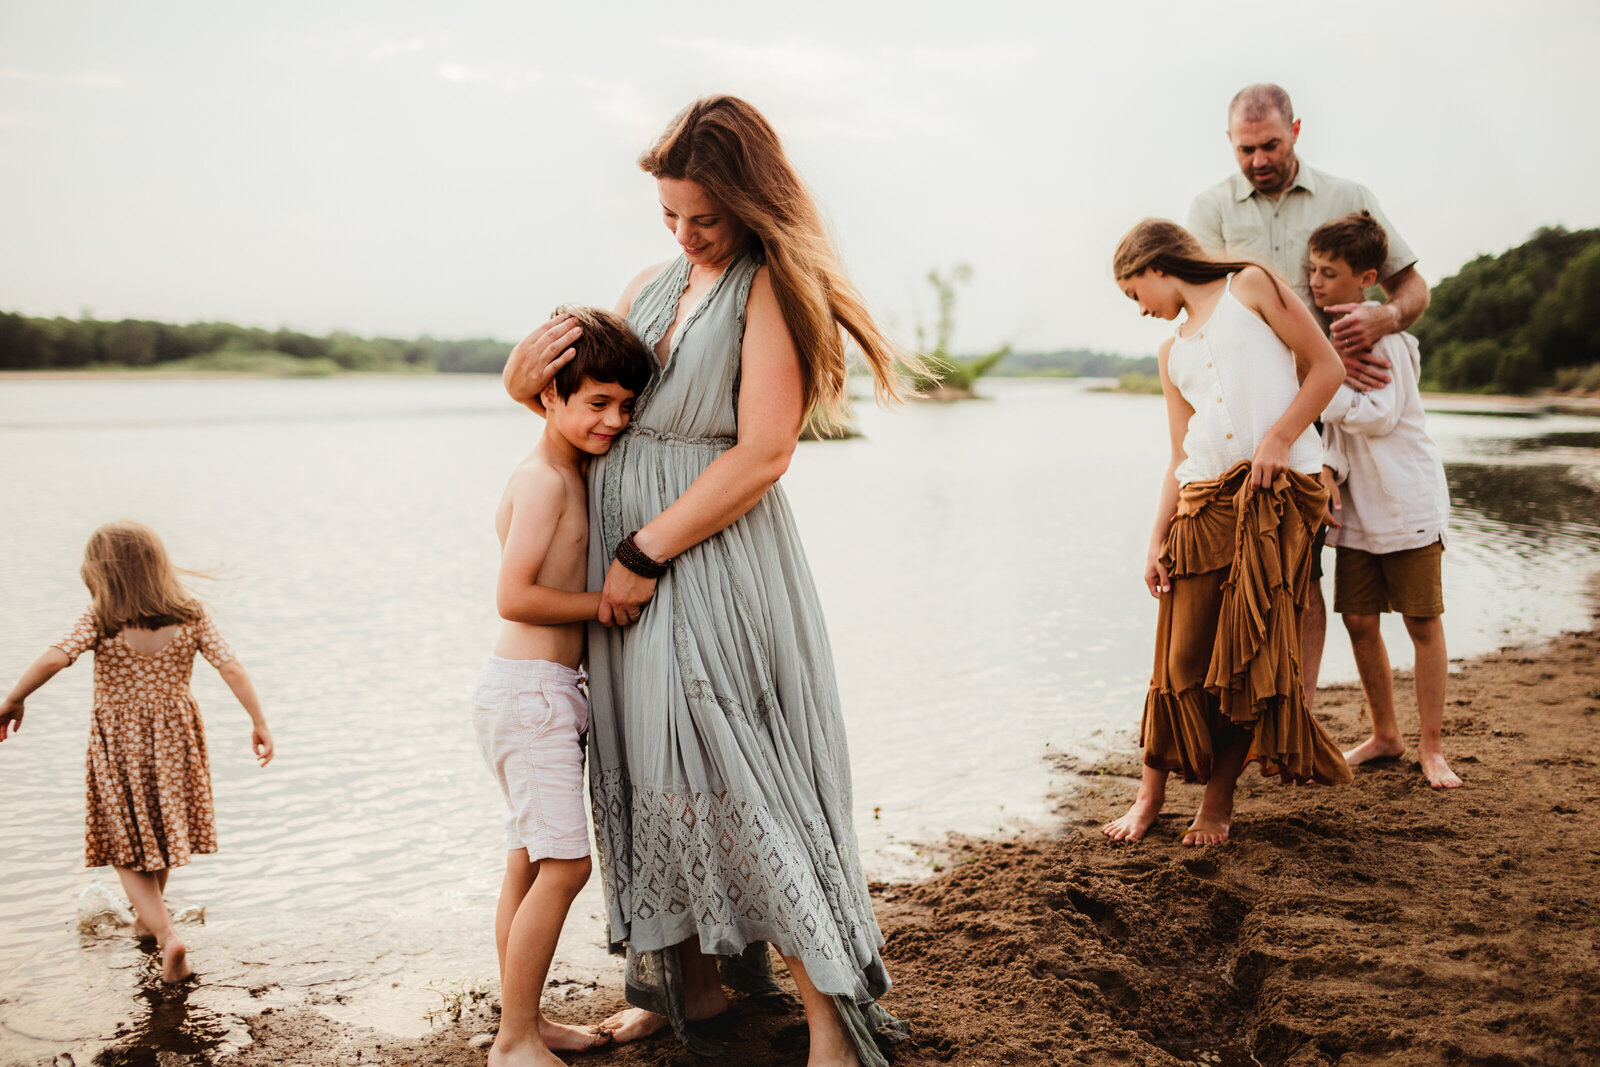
[218,601,1600,1067]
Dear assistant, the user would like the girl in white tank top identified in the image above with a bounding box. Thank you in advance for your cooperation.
[1102,219,1349,849]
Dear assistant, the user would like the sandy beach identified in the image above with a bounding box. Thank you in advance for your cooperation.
[148,583,1600,1067]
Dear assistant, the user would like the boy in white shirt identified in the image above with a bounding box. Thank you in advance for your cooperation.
[1309,211,1461,789]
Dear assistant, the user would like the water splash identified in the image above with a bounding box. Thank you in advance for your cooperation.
[76,882,206,938]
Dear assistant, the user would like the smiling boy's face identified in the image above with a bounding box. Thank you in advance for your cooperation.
[545,377,636,455]
[1307,248,1377,310]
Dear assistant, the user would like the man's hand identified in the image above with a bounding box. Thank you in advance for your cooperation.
[1325,303,1395,391]
[1326,302,1399,357]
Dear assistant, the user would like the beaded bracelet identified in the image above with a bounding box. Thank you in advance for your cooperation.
[615,532,671,579]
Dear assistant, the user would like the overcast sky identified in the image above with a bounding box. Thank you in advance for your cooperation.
[3,0,1596,357]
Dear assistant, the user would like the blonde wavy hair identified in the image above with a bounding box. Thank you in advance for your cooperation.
[639,95,922,429]
[80,521,206,637]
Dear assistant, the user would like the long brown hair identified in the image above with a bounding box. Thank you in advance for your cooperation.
[638,95,921,428]
[1113,218,1289,306]
[80,521,205,637]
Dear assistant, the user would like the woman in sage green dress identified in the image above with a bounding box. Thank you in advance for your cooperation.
[505,95,920,1067]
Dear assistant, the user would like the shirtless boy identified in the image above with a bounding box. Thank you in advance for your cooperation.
[472,307,652,1066]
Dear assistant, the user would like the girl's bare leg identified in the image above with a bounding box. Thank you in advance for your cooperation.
[783,954,861,1067]
[1342,613,1406,766]
[602,939,729,1042]
[115,865,190,982]
[1184,731,1251,846]
[1404,615,1460,788]
[490,855,607,1066]
[1102,764,1168,842]
[131,867,172,938]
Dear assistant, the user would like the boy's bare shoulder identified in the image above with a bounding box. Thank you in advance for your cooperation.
[504,452,573,513]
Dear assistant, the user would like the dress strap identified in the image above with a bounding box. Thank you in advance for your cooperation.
[1223,271,1235,294]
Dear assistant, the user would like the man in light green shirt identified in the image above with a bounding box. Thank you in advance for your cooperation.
[1188,84,1430,380]
[1189,83,1433,719]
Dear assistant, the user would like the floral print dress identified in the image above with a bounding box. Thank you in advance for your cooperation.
[54,608,234,871]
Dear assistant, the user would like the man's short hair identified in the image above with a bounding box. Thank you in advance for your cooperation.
[1228,83,1295,125]
[1308,211,1389,275]
[550,306,654,400]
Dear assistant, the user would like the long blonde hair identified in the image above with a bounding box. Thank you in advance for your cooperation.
[80,521,205,637]
[638,95,920,428]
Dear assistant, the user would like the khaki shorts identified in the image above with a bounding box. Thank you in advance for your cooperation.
[471,656,591,861]
[1333,541,1444,617]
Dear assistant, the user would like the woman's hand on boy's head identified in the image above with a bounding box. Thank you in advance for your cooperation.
[505,316,582,412]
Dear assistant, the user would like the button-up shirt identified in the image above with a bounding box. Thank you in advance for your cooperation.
[1187,162,1417,321]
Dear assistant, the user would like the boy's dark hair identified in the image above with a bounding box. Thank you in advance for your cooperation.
[1308,210,1389,275]
[549,306,654,400]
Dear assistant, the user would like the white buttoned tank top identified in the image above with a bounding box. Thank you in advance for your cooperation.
[1169,273,1322,486]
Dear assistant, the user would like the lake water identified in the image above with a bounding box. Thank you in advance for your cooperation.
[2,376,1597,1063]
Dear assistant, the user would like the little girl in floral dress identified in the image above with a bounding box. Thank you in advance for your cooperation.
[0,520,272,982]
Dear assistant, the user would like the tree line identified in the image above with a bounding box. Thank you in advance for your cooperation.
[0,313,510,374]
[1413,225,1600,394]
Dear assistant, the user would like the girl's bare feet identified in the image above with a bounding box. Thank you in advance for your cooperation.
[1102,796,1162,842]
[1102,765,1167,843]
[1419,749,1462,789]
[161,938,192,983]
[539,1020,610,1052]
[1344,736,1405,768]
[1181,816,1230,846]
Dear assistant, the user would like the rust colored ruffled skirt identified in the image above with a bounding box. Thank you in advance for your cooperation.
[1141,462,1352,785]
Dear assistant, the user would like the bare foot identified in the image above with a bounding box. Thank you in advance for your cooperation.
[1419,750,1463,789]
[161,938,193,983]
[808,1053,862,1067]
[540,1019,610,1052]
[487,1041,566,1067]
[1181,816,1230,846]
[1344,736,1405,768]
[1101,786,1165,843]
[601,986,729,1045]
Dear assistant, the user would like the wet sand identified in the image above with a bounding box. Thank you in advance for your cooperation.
[106,590,1600,1067]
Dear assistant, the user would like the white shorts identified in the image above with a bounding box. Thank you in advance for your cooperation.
[471,656,591,860]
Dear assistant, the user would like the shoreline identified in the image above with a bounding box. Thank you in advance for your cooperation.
[194,585,1600,1066]
[6,369,1600,413]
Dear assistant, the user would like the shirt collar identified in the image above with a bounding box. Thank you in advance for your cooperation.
[1230,158,1318,202]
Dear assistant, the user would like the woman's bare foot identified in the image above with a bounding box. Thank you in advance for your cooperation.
[160,938,193,983]
[1419,749,1462,789]
[1344,736,1405,768]
[540,1019,610,1052]
[1102,796,1162,842]
[601,985,729,1044]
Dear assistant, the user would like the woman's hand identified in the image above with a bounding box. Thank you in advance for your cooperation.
[504,315,583,413]
[1145,553,1170,599]
[0,698,24,741]
[599,560,658,627]
[252,724,274,767]
[1250,432,1291,489]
